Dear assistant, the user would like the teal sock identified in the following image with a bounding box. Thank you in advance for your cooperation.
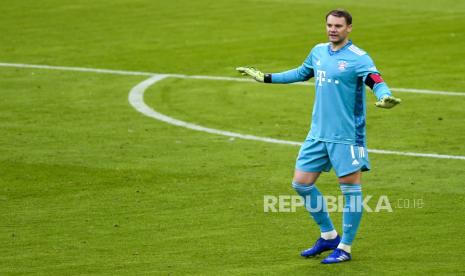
[292,181,335,233]
[340,184,363,245]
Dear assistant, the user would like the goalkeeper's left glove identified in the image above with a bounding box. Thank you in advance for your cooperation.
[236,67,265,82]
[375,95,401,108]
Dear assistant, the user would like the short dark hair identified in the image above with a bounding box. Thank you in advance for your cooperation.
[326,9,352,25]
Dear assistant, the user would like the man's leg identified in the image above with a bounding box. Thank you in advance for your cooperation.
[293,170,340,257]
[321,171,363,264]
[293,170,335,234]
[321,143,369,264]
[337,171,363,253]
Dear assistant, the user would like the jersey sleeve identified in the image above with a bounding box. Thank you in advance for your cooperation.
[356,55,380,78]
[358,55,392,100]
[270,51,314,83]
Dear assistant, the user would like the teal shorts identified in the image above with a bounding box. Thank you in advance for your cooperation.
[295,139,370,177]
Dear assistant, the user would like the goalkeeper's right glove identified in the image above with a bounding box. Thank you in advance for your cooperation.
[236,67,265,82]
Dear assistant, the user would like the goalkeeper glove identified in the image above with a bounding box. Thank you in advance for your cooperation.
[236,67,265,82]
[375,95,402,108]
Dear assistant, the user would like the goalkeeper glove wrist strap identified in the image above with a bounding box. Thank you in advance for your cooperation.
[264,73,272,83]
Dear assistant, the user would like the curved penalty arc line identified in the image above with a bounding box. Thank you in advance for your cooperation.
[128,75,465,161]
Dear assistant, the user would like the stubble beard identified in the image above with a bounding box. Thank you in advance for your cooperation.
[329,34,347,47]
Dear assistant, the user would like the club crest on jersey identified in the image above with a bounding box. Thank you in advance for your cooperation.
[338,61,348,71]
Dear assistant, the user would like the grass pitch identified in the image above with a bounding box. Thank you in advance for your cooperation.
[1,0,465,275]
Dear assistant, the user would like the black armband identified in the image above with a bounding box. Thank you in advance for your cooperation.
[308,69,315,79]
[365,73,384,89]
[264,73,272,83]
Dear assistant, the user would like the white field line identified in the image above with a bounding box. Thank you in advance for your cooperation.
[128,75,302,146]
[129,75,465,160]
[1,62,465,96]
[1,62,464,159]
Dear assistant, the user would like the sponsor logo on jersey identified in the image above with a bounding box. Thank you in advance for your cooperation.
[316,70,326,86]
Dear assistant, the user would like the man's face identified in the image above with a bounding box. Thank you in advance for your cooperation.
[326,15,352,44]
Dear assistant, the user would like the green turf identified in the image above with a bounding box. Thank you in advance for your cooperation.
[1,0,465,275]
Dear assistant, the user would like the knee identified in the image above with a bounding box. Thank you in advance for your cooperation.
[293,177,312,185]
[293,170,320,184]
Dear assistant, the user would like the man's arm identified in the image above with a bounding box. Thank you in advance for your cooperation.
[236,65,314,83]
[357,54,401,109]
[236,50,314,83]
[268,65,314,83]
[364,73,401,109]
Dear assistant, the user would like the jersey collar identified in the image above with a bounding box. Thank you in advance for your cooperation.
[327,40,353,56]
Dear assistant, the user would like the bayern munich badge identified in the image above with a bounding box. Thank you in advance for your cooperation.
[338,60,347,71]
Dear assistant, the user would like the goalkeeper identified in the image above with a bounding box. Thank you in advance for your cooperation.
[237,9,400,264]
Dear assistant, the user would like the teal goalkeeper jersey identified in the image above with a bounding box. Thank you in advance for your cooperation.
[271,40,391,146]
